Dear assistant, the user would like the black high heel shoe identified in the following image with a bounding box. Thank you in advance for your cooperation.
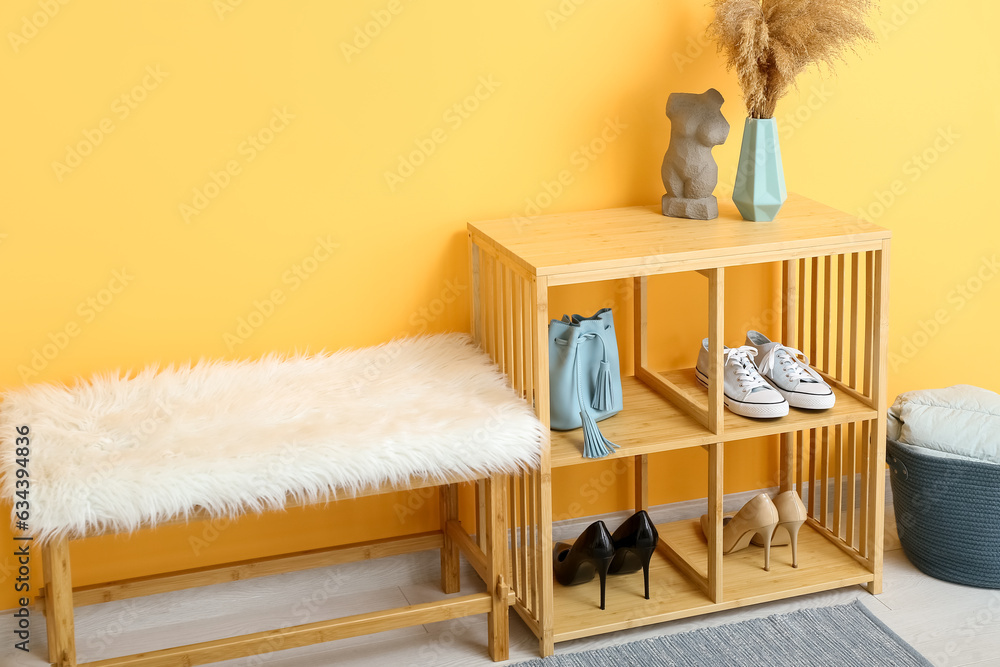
[607,510,659,600]
[552,521,615,610]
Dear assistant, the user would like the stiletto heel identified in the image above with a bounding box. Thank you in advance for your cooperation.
[785,519,805,568]
[757,523,777,571]
[598,567,608,610]
[553,521,615,610]
[607,510,659,600]
[700,493,779,571]
[640,548,652,599]
[754,491,808,567]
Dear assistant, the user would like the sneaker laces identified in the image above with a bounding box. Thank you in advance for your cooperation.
[724,346,770,392]
[757,345,818,383]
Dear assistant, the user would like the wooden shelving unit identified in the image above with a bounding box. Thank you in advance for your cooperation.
[467,194,891,657]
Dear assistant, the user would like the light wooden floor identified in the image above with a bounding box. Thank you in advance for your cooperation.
[4,482,999,667]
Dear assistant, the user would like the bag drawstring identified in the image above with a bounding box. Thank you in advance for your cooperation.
[574,332,618,459]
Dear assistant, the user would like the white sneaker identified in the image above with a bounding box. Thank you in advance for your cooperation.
[744,331,836,410]
[695,338,789,419]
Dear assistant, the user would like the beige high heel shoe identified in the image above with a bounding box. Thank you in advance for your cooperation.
[699,493,780,571]
[750,490,808,567]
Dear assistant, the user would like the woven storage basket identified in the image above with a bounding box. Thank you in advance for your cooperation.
[888,438,1000,588]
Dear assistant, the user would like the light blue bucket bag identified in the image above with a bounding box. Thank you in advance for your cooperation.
[548,308,623,459]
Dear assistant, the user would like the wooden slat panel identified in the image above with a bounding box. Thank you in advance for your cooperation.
[483,251,495,363]
[850,253,860,389]
[503,264,514,379]
[469,236,482,346]
[808,429,816,517]
[511,268,523,397]
[634,276,648,372]
[518,473,529,605]
[707,443,724,603]
[532,275,555,657]
[797,258,807,350]
[477,479,487,551]
[528,468,538,615]
[833,424,843,539]
[846,421,857,548]
[494,255,506,371]
[823,255,832,373]
[522,275,534,407]
[863,251,875,398]
[859,420,871,556]
[796,430,804,502]
[509,475,520,597]
[635,454,649,512]
[810,256,819,363]
[707,268,725,435]
[820,427,829,528]
[836,254,845,381]
[867,243,891,593]
[783,259,796,347]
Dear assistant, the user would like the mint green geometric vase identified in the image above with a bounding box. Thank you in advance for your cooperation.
[733,117,787,221]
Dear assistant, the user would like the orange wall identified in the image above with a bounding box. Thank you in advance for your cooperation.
[2,1,999,611]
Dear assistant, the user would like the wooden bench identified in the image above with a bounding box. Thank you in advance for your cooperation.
[0,334,544,666]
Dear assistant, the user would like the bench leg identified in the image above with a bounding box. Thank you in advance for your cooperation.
[41,538,76,667]
[485,474,510,662]
[439,483,461,594]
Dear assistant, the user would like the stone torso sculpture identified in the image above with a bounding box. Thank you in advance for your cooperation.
[661,88,730,220]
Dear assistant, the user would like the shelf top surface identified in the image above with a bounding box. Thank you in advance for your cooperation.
[468,193,890,278]
[550,370,877,467]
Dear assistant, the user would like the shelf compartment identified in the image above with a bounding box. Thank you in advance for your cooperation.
[549,370,879,467]
[552,519,873,643]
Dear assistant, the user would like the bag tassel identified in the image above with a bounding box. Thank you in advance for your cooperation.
[591,360,615,412]
[581,408,619,459]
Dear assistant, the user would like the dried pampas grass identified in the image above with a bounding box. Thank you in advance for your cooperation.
[709,0,876,118]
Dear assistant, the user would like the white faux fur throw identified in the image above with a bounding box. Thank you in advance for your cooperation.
[0,334,545,542]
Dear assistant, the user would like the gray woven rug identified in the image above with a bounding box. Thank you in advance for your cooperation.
[512,601,930,666]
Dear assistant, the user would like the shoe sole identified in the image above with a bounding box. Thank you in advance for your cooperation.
[695,369,789,419]
[770,384,836,410]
